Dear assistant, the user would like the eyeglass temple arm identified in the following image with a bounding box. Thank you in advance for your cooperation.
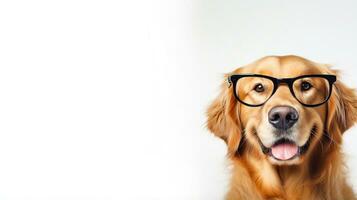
[226,76,232,87]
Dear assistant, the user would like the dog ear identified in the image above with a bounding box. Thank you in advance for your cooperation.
[206,76,242,155]
[327,72,357,135]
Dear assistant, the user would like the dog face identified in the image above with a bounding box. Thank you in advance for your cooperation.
[207,55,357,166]
[237,57,329,165]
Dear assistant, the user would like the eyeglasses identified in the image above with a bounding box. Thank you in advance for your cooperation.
[227,74,336,107]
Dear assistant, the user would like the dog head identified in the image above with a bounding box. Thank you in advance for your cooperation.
[207,55,357,165]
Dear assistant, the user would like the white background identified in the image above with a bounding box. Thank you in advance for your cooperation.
[1,0,357,199]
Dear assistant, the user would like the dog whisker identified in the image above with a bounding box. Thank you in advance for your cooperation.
[322,130,341,147]
[310,129,324,152]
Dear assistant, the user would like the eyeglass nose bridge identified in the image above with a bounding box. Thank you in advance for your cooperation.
[268,79,297,103]
[275,78,295,86]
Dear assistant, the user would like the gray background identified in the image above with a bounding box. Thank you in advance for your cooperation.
[0,0,356,199]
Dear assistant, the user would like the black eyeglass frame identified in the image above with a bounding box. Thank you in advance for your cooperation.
[227,74,337,107]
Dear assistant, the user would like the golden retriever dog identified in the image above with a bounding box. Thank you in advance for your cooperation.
[206,55,357,200]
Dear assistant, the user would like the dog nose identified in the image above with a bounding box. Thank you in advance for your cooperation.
[268,106,299,130]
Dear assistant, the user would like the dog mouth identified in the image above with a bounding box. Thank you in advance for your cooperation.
[259,129,314,161]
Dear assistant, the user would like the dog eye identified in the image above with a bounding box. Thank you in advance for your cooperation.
[301,81,312,91]
[254,83,265,92]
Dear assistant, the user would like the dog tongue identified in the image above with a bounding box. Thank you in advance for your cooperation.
[271,143,298,160]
